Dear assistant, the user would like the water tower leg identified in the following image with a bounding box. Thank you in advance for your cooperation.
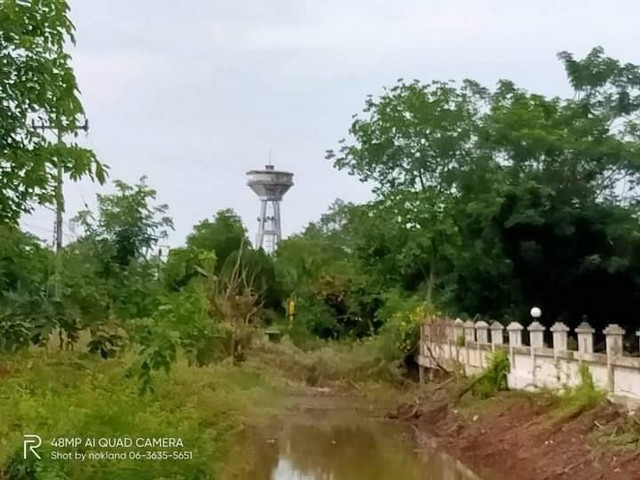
[257,200,267,249]
[273,201,282,246]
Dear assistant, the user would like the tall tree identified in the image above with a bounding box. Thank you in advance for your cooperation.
[186,209,249,272]
[327,80,486,303]
[70,177,173,319]
[0,0,106,224]
[327,47,640,330]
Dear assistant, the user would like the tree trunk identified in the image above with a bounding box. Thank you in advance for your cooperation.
[426,263,436,305]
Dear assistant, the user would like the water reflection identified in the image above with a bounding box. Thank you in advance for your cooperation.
[223,408,481,480]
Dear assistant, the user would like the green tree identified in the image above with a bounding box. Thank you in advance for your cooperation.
[70,177,173,320]
[327,46,640,332]
[0,0,106,224]
[327,80,485,305]
[275,200,386,339]
[221,247,282,314]
[163,246,216,292]
[186,209,248,272]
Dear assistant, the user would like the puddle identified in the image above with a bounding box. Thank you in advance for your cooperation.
[223,406,481,480]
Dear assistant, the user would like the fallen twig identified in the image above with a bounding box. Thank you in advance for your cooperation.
[454,373,487,404]
[424,344,451,373]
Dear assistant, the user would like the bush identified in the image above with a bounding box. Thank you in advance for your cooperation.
[553,362,606,420]
[471,350,510,399]
[377,302,439,363]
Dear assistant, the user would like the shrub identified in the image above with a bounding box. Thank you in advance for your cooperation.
[378,303,436,362]
[471,350,510,399]
[553,362,606,420]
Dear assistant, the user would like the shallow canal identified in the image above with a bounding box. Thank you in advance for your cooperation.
[223,402,481,480]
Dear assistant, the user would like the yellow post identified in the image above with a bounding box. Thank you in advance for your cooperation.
[288,298,296,326]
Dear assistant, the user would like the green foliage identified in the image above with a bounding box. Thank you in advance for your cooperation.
[0,0,106,224]
[275,200,386,340]
[324,46,640,332]
[553,363,606,420]
[221,247,282,313]
[471,350,511,399]
[133,283,213,393]
[254,337,404,386]
[87,323,127,360]
[136,324,179,395]
[0,351,276,479]
[187,208,248,272]
[73,177,173,267]
[377,302,430,362]
[68,178,173,323]
[163,245,216,292]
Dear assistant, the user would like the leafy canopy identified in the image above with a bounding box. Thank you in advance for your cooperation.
[0,0,106,224]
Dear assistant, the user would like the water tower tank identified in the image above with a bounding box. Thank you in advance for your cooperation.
[246,165,294,252]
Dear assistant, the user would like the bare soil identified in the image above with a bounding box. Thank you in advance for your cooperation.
[410,390,640,480]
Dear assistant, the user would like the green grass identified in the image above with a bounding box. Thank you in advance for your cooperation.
[550,363,607,422]
[0,350,281,480]
[470,350,510,399]
[249,335,406,388]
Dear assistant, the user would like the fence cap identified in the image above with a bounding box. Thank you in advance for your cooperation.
[506,321,524,331]
[463,320,475,328]
[527,321,545,332]
[575,322,595,334]
[550,322,570,333]
[454,318,464,326]
[475,320,489,329]
[490,321,504,330]
[604,324,626,335]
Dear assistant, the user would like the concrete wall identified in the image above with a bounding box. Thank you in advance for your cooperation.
[417,320,640,409]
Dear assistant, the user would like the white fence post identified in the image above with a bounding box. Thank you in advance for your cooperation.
[604,324,626,394]
[454,318,464,342]
[507,322,523,347]
[475,321,489,344]
[464,320,475,343]
[550,322,570,355]
[528,321,545,349]
[490,321,504,346]
[576,322,595,354]
[604,324,625,357]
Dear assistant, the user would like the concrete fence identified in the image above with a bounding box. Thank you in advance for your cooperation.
[417,318,640,408]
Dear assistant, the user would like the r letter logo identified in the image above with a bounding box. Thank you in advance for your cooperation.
[23,434,42,460]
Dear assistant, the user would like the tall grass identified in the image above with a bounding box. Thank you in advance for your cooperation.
[552,363,606,421]
[0,350,279,480]
[471,350,510,399]
[249,336,406,387]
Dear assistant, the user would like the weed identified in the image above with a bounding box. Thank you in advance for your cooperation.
[471,350,510,399]
[552,363,606,421]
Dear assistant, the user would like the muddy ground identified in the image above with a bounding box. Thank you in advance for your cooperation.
[407,389,640,480]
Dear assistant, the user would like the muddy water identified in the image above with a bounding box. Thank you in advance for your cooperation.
[223,401,481,480]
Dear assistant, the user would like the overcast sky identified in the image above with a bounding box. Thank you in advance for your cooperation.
[21,0,640,248]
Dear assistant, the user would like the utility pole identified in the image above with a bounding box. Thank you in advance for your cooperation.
[55,128,64,257]
[33,118,89,298]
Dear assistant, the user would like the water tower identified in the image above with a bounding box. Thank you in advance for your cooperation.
[246,164,294,253]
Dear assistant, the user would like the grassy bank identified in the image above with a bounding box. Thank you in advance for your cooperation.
[0,348,282,480]
[0,336,413,480]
